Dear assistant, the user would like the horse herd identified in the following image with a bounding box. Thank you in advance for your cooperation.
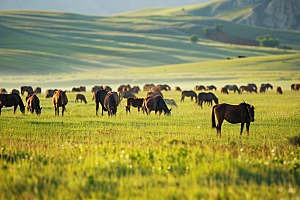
[0,81,299,136]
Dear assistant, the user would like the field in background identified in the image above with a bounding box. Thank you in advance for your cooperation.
[0,90,300,199]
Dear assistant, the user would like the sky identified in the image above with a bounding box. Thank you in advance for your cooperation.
[0,0,213,15]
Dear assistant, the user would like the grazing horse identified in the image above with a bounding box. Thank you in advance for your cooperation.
[259,85,267,93]
[224,85,240,94]
[75,94,87,104]
[291,84,296,91]
[45,89,58,98]
[181,90,197,102]
[126,97,145,114]
[94,89,108,116]
[104,92,118,116]
[194,85,206,91]
[261,83,273,90]
[276,86,283,94]
[247,83,257,91]
[198,92,218,108]
[174,86,181,91]
[211,102,255,137]
[52,90,68,116]
[34,87,41,94]
[26,94,42,115]
[10,89,20,95]
[21,86,34,95]
[119,91,136,101]
[79,86,86,92]
[143,95,171,115]
[220,87,229,94]
[294,84,300,91]
[72,87,80,92]
[0,93,25,115]
[164,99,178,108]
[206,85,217,91]
[143,84,155,91]
[157,84,171,91]
[239,86,257,93]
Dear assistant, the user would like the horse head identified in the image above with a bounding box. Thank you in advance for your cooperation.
[36,107,43,116]
[246,104,255,122]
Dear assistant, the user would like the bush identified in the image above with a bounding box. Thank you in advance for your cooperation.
[256,34,280,47]
[214,23,223,31]
[277,45,292,50]
[189,34,199,43]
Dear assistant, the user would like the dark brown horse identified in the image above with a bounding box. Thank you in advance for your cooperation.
[276,86,283,94]
[157,84,171,91]
[181,90,197,102]
[10,89,20,95]
[259,85,267,93]
[147,91,163,99]
[261,83,273,90]
[126,97,145,114]
[220,87,229,94]
[103,86,112,92]
[174,86,181,91]
[26,94,42,115]
[224,85,240,94]
[247,83,257,91]
[294,84,300,91]
[72,87,80,92]
[206,85,217,91]
[211,102,255,137]
[104,92,118,116]
[52,90,68,116]
[21,86,34,95]
[143,95,171,115]
[0,88,7,94]
[239,86,257,93]
[0,93,25,115]
[45,89,58,98]
[194,85,206,91]
[79,86,86,92]
[198,92,218,108]
[94,89,108,116]
[34,87,42,94]
[119,91,136,101]
[143,84,155,91]
[75,94,87,104]
[91,86,104,93]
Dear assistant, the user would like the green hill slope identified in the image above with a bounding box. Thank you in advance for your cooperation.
[1,10,300,77]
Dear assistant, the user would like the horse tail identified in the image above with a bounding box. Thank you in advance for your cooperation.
[211,105,217,129]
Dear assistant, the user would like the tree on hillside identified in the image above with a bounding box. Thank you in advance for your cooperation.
[189,34,199,43]
[214,23,223,31]
[256,34,279,47]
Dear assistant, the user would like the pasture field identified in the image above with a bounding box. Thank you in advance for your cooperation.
[0,90,300,199]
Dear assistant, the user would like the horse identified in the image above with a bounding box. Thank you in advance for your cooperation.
[220,87,229,94]
[143,84,155,91]
[174,86,181,91]
[181,90,197,102]
[224,85,240,94]
[247,83,257,91]
[147,91,163,99]
[34,87,41,94]
[211,102,255,137]
[79,86,86,92]
[198,92,218,108]
[103,86,112,92]
[52,90,68,116]
[164,99,178,108]
[259,85,267,93]
[157,84,171,91]
[206,85,217,91]
[45,89,58,98]
[0,93,25,115]
[132,86,140,93]
[291,84,296,91]
[94,89,108,116]
[294,84,300,91]
[261,83,273,90]
[239,86,257,93]
[143,95,171,115]
[21,86,34,95]
[276,86,283,94]
[104,92,118,116]
[119,91,136,102]
[91,86,103,93]
[75,94,87,104]
[194,85,206,91]
[0,88,7,94]
[10,89,20,95]
[126,97,145,114]
[72,87,80,92]
[26,94,42,115]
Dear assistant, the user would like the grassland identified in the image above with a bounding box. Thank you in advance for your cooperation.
[0,90,300,199]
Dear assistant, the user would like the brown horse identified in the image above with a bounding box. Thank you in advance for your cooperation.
[247,83,257,91]
[239,86,257,93]
[174,86,181,91]
[157,84,171,91]
[45,89,58,98]
[211,102,255,137]
[0,93,25,115]
[75,94,87,104]
[206,85,217,91]
[26,94,42,115]
[119,91,136,101]
[294,84,300,91]
[194,85,206,91]
[181,90,197,102]
[21,86,34,95]
[276,86,283,94]
[147,91,163,99]
[220,87,229,94]
[143,84,155,91]
[79,86,86,92]
[34,87,42,94]
[198,92,218,108]
[91,86,104,93]
[104,92,118,116]
[52,90,68,116]
[0,88,7,94]
[94,89,108,116]
[143,95,171,115]
[259,85,267,93]
[126,97,145,114]
[261,83,273,90]
[224,85,240,94]
[103,86,112,92]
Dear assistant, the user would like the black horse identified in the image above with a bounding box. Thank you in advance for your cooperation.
[211,102,255,137]
[181,90,197,103]
[0,93,25,115]
[94,89,108,116]
[198,92,218,108]
[104,92,118,116]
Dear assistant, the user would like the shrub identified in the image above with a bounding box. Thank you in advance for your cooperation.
[189,34,199,43]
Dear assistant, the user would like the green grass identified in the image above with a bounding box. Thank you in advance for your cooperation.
[0,90,300,199]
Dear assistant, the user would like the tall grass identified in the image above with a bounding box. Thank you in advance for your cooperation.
[0,90,299,199]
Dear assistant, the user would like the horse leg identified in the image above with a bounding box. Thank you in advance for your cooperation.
[0,104,2,115]
[246,123,250,136]
[181,95,184,102]
[217,118,223,137]
[200,101,203,109]
[62,106,65,116]
[96,103,99,116]
[13,105,17,114]
[240,122,245,135]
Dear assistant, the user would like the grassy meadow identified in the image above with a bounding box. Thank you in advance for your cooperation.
[0,90,300,199]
